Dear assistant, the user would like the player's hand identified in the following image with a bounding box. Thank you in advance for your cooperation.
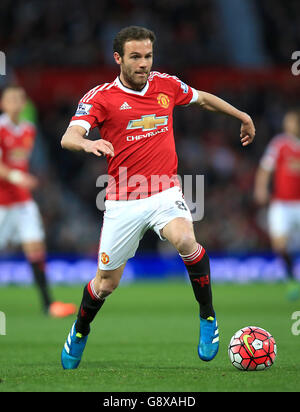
[16,172,39,190]
[240,114,255,146]
[83,139,114,157]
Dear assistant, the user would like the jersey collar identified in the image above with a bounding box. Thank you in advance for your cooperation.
[286,133,300,146]
[115,76,149,96]
[1,113,24,134]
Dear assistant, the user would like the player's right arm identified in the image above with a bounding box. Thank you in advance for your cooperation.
[61,85,114,158]
[61,125,114,157]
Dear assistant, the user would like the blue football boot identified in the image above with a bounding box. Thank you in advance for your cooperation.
[61,321,88,369]
[198,316,219,361]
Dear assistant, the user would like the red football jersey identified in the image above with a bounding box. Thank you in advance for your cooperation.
[260,133,300,200]
[0,113,36,205]
[69,72,198,200]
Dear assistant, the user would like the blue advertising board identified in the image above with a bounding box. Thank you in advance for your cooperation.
[0,252,299,284]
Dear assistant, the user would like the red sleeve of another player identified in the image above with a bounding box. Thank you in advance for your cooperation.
[69,86,107,134]
[168,76,196,106]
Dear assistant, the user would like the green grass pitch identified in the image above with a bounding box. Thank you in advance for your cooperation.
[0,281,299,392]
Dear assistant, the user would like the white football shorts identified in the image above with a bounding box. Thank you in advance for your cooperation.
[98,186,193,270]
[268,200,300,238]
[0,200,45,249]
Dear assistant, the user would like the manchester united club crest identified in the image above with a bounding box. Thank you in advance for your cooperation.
[157,93,170,108]
[101,252,110,265]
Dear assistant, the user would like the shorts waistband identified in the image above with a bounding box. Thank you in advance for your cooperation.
[105,186,181,208]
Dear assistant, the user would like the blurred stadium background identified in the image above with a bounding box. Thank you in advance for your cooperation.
[0,0,300,284]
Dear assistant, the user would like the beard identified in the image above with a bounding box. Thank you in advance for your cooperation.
[121,64,150,91]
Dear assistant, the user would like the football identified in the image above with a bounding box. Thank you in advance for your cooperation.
[228,326,277,371]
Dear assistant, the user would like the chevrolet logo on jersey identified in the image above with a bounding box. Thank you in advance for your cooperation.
[127,114,168,131]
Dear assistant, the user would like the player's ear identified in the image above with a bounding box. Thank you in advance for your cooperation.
[113,52,122,66]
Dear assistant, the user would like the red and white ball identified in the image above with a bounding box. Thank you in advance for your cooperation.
[228,326,277,371]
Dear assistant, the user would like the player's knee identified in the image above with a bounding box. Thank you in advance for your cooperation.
[270,236,288,254]
[23,241,46,263]
[172,233,197,255]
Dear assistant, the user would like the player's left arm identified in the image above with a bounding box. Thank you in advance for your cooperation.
[0,161,38,189]
[253,165,272,206]
[194,90,256,146]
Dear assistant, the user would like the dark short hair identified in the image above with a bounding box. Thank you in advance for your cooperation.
[113,26,156,57]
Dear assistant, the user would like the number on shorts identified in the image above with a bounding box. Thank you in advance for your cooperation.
[175,200,187,211]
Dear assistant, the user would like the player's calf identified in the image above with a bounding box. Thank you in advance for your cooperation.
[24,243,52,313]
[180,243,219,361]
[75,279,107,336]
[180,244,215,319]
[75,270,122,336]
[61,271,122,369]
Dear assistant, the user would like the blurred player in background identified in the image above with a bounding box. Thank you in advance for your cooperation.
[254,109,300,299]
[0,85,77,317]
[60,26,255,369]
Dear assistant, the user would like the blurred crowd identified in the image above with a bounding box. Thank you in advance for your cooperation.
[1,0,299,254]
[256,0,300,63]
[0,0,222,68]
[1,0,300,68]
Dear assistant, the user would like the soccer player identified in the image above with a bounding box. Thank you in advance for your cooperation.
[0,85,77,317]
[254,109,300,299]
[60,26,255,369]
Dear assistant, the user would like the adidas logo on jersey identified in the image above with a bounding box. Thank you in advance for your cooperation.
[120,102,132,110]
